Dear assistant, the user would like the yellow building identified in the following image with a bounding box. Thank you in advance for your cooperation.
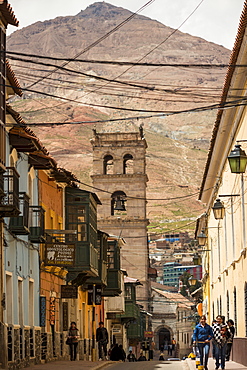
[198,1,247,365]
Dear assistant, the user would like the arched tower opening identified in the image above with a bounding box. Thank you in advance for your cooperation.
[111,190,127,216]
[123,154,133,174]
[103,154,113,174]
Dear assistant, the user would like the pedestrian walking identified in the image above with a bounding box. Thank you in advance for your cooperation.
[172,338,176,351]
[168,344,173,356]
[96,321,108,360]
[193,314,213,370]
[211,320,217,359]
[225,319,235,361]
[212,315,230,370]
[67,321,79,361]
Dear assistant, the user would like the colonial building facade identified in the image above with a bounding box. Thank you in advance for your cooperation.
[198,1,247,366]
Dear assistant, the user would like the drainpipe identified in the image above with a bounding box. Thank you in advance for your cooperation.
[241,173,246,251]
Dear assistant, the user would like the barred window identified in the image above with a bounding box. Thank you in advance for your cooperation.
[227,291,229,320]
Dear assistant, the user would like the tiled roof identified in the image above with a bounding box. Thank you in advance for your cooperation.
[199,0,247,199]
[0,0,19,26]
[152,287,193,308]
[6,60,22,96]
[7,104,79,185]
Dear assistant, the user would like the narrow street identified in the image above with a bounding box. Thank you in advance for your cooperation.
[108,361,185,370]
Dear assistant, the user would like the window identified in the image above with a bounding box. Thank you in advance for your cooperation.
[125,286,132,300]
[18,279,23,326]
[6,273,13,324]
[67,204,87,241]
[103,155,113,174]
[29,280,34,326]
[227,291,229,320]
[245,283,247,337]
[234,287,237,335]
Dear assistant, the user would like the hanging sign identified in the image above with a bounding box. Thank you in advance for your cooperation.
[44,242,75,266]
[61,285,78,299]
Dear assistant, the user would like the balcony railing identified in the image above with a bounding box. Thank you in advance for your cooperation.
[29,206,45,243]
[9,192,30,234]
[102,269,122,296]
[0,167,20,217]
[0,170,4,199]
[0,122,6,172]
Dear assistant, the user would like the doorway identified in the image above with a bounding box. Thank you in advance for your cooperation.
[158,327,171,351]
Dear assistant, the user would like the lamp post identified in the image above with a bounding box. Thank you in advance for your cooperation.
[227,144,247,174]
[197,229,207,246]
[218,194,239,263]
[228,144,247,251]
[212,199,225,220]
[188,276,197,286]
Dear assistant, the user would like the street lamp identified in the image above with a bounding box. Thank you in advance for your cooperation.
[188,276,197,286]
[212,199,225,220]
[228,144,247,173]
[197,229,207,246]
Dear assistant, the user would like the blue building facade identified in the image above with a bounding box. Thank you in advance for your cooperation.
[163,262,199,287]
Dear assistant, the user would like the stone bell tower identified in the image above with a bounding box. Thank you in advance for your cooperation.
[90,127,149,310]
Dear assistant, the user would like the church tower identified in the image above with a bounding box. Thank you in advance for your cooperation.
[90,127,149,309]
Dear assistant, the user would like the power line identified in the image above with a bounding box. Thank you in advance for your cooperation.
[5,50,235,68]
[25,0,156,89]
[6,84,247,125]
[80,0,206,99]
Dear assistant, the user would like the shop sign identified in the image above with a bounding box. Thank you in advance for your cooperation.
[61,285,78,299]
[44,242,75,266]
[144,331,154,338]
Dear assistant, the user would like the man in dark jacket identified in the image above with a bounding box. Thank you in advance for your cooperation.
[96,321,109,360]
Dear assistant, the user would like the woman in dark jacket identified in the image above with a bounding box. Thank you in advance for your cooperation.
[67,321,79,361]
[193,315,213,370]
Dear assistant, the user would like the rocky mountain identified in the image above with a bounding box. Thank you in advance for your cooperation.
[6,2,232,235]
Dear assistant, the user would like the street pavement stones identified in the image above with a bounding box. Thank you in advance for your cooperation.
[26,360,113,370]
[185,358,247,370]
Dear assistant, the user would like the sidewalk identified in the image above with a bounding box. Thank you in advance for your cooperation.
[186,358,247,370]
[26,360,112,370]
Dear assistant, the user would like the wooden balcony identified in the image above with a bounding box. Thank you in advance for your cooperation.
[9,192,30,234]
[0,170,4,199]
[0,167,20,217]
[29,206,45,243]
[102,269,122,296]
[65,187,100,283]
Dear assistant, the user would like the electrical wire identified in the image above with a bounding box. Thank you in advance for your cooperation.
[25,0,156,89]
[5,50,235,69]
[79,0,206,98]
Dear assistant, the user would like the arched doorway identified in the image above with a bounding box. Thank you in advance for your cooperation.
[158,327,171,351]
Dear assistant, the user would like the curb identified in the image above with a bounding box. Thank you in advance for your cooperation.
[185,358,196,370]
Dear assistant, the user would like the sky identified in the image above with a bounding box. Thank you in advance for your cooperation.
[7,0,245,50]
